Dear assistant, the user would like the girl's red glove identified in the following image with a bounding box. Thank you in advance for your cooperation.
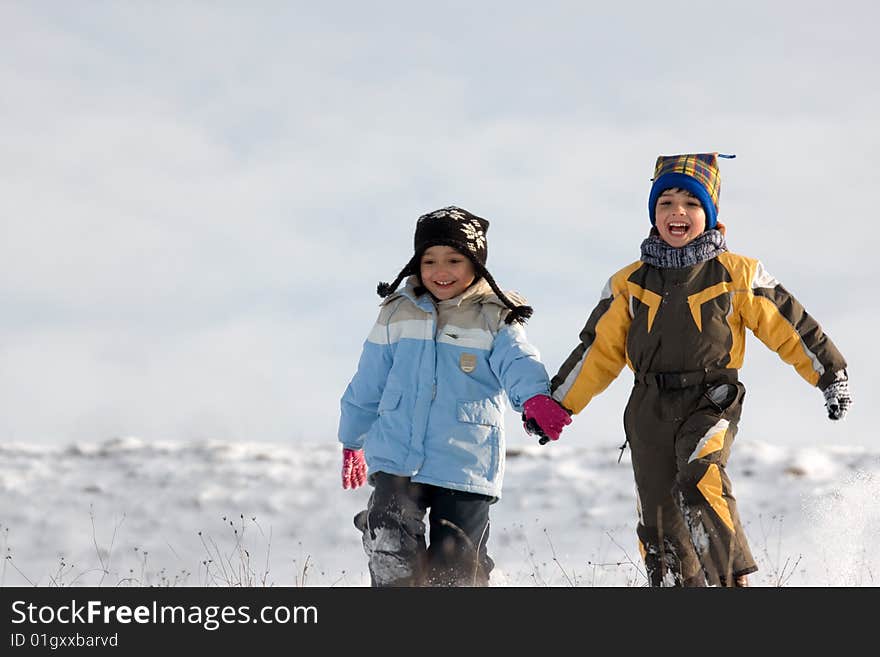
[341,448,367,489]
[522,395,572,441]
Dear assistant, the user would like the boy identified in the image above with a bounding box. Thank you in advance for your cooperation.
[548,153,852,586]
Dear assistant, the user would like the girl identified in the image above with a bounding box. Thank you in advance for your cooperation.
[338,206,571,587]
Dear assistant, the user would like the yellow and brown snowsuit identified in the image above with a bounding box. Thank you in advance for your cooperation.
[550,251,847,586]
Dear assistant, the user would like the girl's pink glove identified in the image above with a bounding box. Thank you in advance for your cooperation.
[522,395,572,442]
[341,448,367,490]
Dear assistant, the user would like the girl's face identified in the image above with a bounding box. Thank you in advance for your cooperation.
[419,245,476,300]
[654,188,707,248]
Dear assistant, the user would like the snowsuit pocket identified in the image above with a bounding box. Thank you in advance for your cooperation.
[703,382,745,416]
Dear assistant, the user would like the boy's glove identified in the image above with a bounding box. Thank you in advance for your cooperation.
[822,378,852,421]
[341,448,367,489]
[522,394,572,444]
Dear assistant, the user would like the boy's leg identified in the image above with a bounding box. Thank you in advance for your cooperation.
[673,382,757,586]
[423,486,494,587]
[632,455,706,586]
[354,472,430,587]
[625,388,704,586]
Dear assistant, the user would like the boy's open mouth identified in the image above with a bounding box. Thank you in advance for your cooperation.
[434,280,455,288]
[668,222,689,237]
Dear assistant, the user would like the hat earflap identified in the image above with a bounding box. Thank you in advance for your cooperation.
[475,263,533,325]
[377,255,418,298]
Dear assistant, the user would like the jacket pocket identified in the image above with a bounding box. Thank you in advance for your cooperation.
[456,399,503,427]
[456,400,503,483]
[378,389,402,414]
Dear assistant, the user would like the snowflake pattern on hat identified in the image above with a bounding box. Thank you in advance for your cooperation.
[417,206,487,255]
[422,206,467,222]
[462,219,486,253]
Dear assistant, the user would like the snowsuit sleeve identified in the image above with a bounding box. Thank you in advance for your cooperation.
[732,256,847,390]
[550,262,640,414]
[337,303,396,450]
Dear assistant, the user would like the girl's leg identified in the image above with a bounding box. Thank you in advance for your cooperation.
[356,472,430,587]
[424,485,494,587]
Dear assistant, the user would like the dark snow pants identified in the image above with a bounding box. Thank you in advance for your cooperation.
[354,472,495,587]
[624,372,758,587]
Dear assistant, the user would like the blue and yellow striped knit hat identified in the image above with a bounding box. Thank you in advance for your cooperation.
[648,153,734,229]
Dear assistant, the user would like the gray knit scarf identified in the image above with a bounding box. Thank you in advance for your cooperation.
[640,229,727,269]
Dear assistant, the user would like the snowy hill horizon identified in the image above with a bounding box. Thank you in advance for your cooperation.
[2,436,878,587]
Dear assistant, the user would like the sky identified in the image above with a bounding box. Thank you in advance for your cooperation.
[1,1,878,448]
[2,437,879,587]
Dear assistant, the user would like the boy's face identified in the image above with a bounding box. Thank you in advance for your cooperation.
[419,245,476,300]
[654,188,707,248]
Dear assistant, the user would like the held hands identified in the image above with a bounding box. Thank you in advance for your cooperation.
[822,377,853,421]
[522,394,572,444]
[341,447,367,489]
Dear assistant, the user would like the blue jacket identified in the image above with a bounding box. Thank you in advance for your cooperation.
[338,278,551,498]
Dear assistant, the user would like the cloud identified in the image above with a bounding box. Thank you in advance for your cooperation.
[1,3,875,445]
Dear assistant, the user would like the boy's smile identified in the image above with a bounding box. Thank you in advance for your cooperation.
[419,245,476,300]
[655,188,707,248]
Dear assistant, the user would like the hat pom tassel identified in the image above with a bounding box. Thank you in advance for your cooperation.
[376,282,394,297]
[505,304,534,325]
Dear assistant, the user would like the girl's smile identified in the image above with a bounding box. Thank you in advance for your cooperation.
[419,245,476,300]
